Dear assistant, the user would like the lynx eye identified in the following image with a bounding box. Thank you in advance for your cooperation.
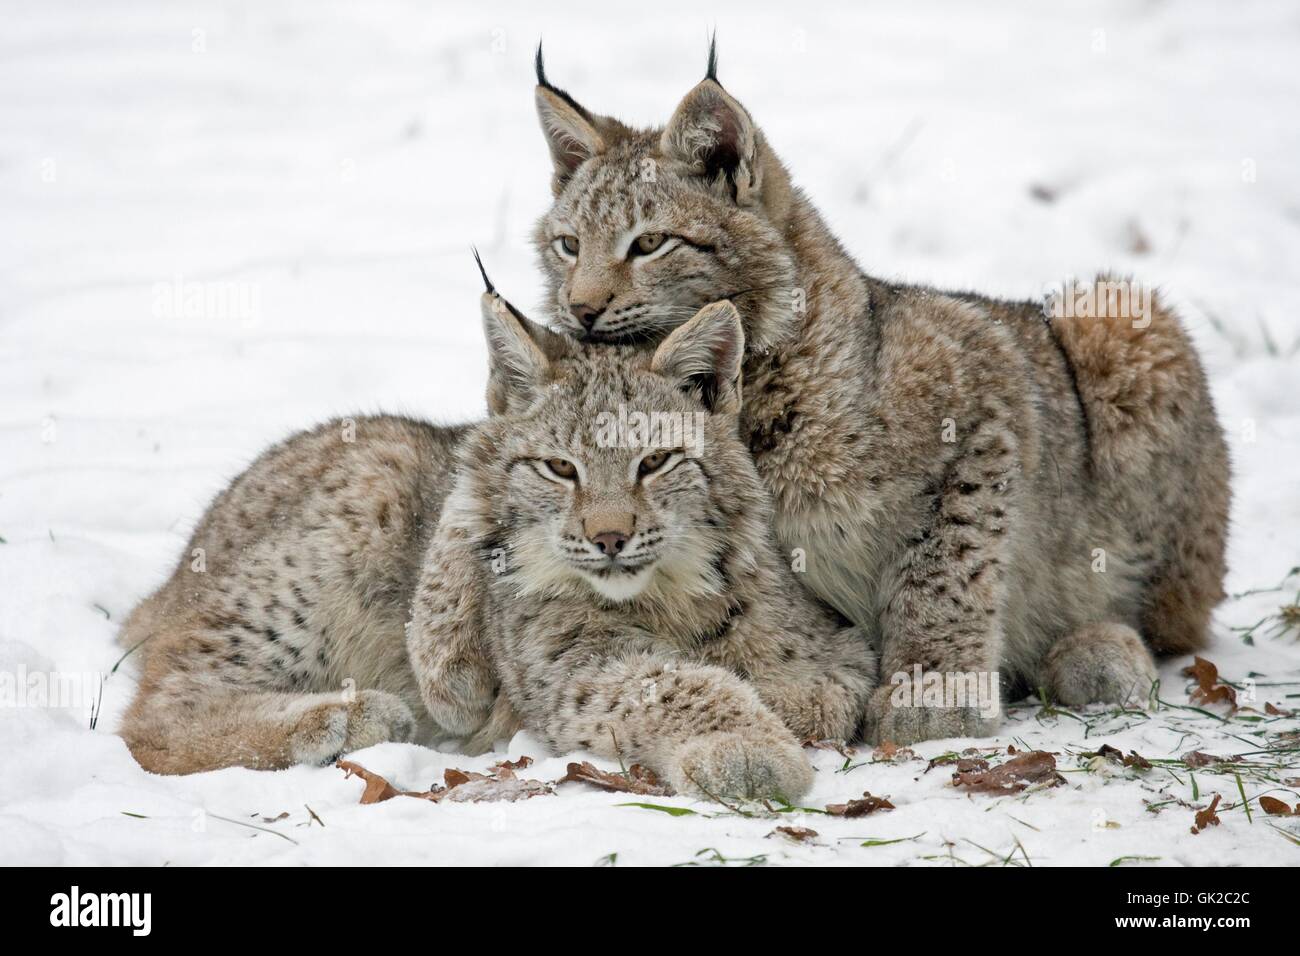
[630,233,666,257]
[553,235,579,258]
[543,457,578,480]
[637,450,672,477]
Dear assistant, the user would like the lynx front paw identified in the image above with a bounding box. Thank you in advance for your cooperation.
[669,732,814,802]
[420,666,496,738]
[866,682,999,746]
[287,691,415,766]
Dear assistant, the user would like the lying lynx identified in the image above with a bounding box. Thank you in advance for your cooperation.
[118,277,872,797]
[408,285,873,798]
[509,43,1231,743]
[118,412,461,775]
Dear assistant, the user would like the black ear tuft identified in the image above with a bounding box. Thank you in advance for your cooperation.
[471,248,529,323]
[534,40,591,121]
[705,31,719,83]
[471,246,493,294]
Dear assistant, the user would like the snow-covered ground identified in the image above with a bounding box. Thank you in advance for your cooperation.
[2,0,1298,866]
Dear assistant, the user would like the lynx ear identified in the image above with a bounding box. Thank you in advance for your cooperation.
[650,300,745,415]
[474,251,570,414]
[659,51,760,205]
[481,293,561,414]
[534,44,607,193]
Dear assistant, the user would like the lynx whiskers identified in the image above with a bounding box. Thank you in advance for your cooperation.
[407,280,874,798]
[517,41,1230,744]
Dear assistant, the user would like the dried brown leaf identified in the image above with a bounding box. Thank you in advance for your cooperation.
[925,749,995,773]
[559,761,675,796]
[1087,744,1125,762]
[873,741,917,762]
[826,791,895,817]
[1258,795,1297,817]
[1265,702,1294,717]
[1123,750,1153,770]
[1181,750,1243,769]
[952,750,1065,794]
[803,738,857,760]
[493,756,534,772]
[443,767,482,789]
[1191,793,1222,834]
[337,760,403,804]
[338,758,551,805]
[1183,656,1237,709]
[437,775,553,803]
[1084,744,1151,770]
[770,825,819,842]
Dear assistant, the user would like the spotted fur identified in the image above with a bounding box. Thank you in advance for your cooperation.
[119,293,873,791]
[522,50,1230,743]
[407,295,874,799]
[119,416,465,773]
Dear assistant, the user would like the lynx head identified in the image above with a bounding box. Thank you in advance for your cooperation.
[463,277,767,605]
[531,41,798,350]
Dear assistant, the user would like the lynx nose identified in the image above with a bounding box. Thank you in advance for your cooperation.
[583,512,634,555]
[569,302,603,330]
[590,531,629,556]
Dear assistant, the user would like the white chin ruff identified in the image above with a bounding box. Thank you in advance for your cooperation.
[583,565,655,603]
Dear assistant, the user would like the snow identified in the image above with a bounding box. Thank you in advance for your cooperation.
[2,0,1298,866]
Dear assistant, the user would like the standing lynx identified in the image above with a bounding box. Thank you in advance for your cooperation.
[408,286,874,799]
[430,44,1228,745]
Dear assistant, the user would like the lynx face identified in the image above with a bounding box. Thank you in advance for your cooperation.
[501,384,720,603]
[469,293,757,605]
[530,54,796,349]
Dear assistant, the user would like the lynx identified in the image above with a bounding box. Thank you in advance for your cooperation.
[118,277,872,796]
[407,285,874,799]
[117,414,460,774]
[423,44,1230,745]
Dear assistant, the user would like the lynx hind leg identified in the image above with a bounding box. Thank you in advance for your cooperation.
[1042,623,1157,708]
[1049,279,1229,655]
[1138,441,1229,656]
[343,689,417,751]
[122,684,415,775]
